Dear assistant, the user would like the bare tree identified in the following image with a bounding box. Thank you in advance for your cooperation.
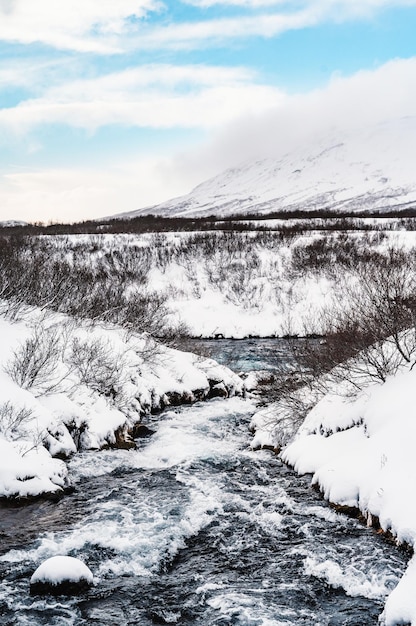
[4,320,76,395]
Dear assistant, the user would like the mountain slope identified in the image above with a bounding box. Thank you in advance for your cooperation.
[122,117,416,218]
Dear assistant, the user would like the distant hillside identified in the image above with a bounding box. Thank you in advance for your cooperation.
[0,220,28,227]
[118,117,416,219]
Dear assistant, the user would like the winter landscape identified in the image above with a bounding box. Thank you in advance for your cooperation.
[1,127,416,623]
[2,1,416,625]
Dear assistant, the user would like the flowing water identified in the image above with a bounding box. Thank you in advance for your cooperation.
[0,340,409,625]
[179,338,300,373]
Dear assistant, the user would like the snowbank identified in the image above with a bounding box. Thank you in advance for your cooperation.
[269,368,416,624]
[0,307,244,501]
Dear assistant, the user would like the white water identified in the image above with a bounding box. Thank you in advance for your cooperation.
[0,395,409,625]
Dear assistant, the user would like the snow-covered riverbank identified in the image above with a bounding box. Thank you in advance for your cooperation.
[0,307,244,501]
[251,360,416,624]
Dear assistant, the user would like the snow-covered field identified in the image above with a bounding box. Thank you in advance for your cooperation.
[0,307,243,500]
[41,228,416,338]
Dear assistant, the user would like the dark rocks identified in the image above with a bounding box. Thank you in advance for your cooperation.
[165,390,195,406]
[132,423,155,438]
[114,425,136,450]
[30,578,92,596]
[208,382,228,399]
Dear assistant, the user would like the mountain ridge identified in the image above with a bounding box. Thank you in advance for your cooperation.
[116,117,416,219]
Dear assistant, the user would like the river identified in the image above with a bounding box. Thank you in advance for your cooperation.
[0,339,409,625]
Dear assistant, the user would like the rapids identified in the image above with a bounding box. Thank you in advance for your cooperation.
[0,340,409,625]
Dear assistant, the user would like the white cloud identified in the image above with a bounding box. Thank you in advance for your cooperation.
[132,0,416,50]
[134,9,318,48]
[305,0,416,27]
[0,0,161,52]
[0,156,198,223]
[182,0,287,6]
[0,57,80,91]
[1,56,415,223]
[182,0,412,5]
[1,0,416,52]
[0,86,280,131]
[0,64,283,133]
[46,64,257,97]
[180,56,416,175]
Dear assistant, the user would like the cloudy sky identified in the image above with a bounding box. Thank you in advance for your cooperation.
[0,0,415,223]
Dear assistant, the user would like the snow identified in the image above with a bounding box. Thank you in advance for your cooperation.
[383,555,416,626]
[45,228,416,339]
[30,555,93,586]
[4,222,416,621]
[253,366,416,624]
[0,437,67,499]
[119,232,337,338]
[0,305,244,500]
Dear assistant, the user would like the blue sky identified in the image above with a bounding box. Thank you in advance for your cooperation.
[0,0,415,223]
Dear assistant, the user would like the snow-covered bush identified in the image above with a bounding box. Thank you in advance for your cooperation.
[5,323,64,395]
[0,306,245,499]
[67,336,126,397]
[0,401,34,440]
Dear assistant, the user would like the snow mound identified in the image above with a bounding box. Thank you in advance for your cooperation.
[0,438,68,500]
[30,555,93,595]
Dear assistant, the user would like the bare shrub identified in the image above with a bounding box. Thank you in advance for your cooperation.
[120,290,171,336]
[5,324,63,394]
[124,332,165,364]
[0,401,35,440]
[288,232,389,280]
[68,336,127,398]
[0,235,172,336]
[296,248,416,392]
[265,249,416,443]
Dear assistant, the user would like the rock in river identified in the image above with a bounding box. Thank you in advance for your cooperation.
[30,555,93,595]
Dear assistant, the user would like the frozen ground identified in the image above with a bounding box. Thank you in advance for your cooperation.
[46,229,416,338]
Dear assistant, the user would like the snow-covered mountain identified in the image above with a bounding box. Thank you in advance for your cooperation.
[123,117,416,218]
[0,220,28,227]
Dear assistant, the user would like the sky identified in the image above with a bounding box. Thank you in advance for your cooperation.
[0,0,415,223]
